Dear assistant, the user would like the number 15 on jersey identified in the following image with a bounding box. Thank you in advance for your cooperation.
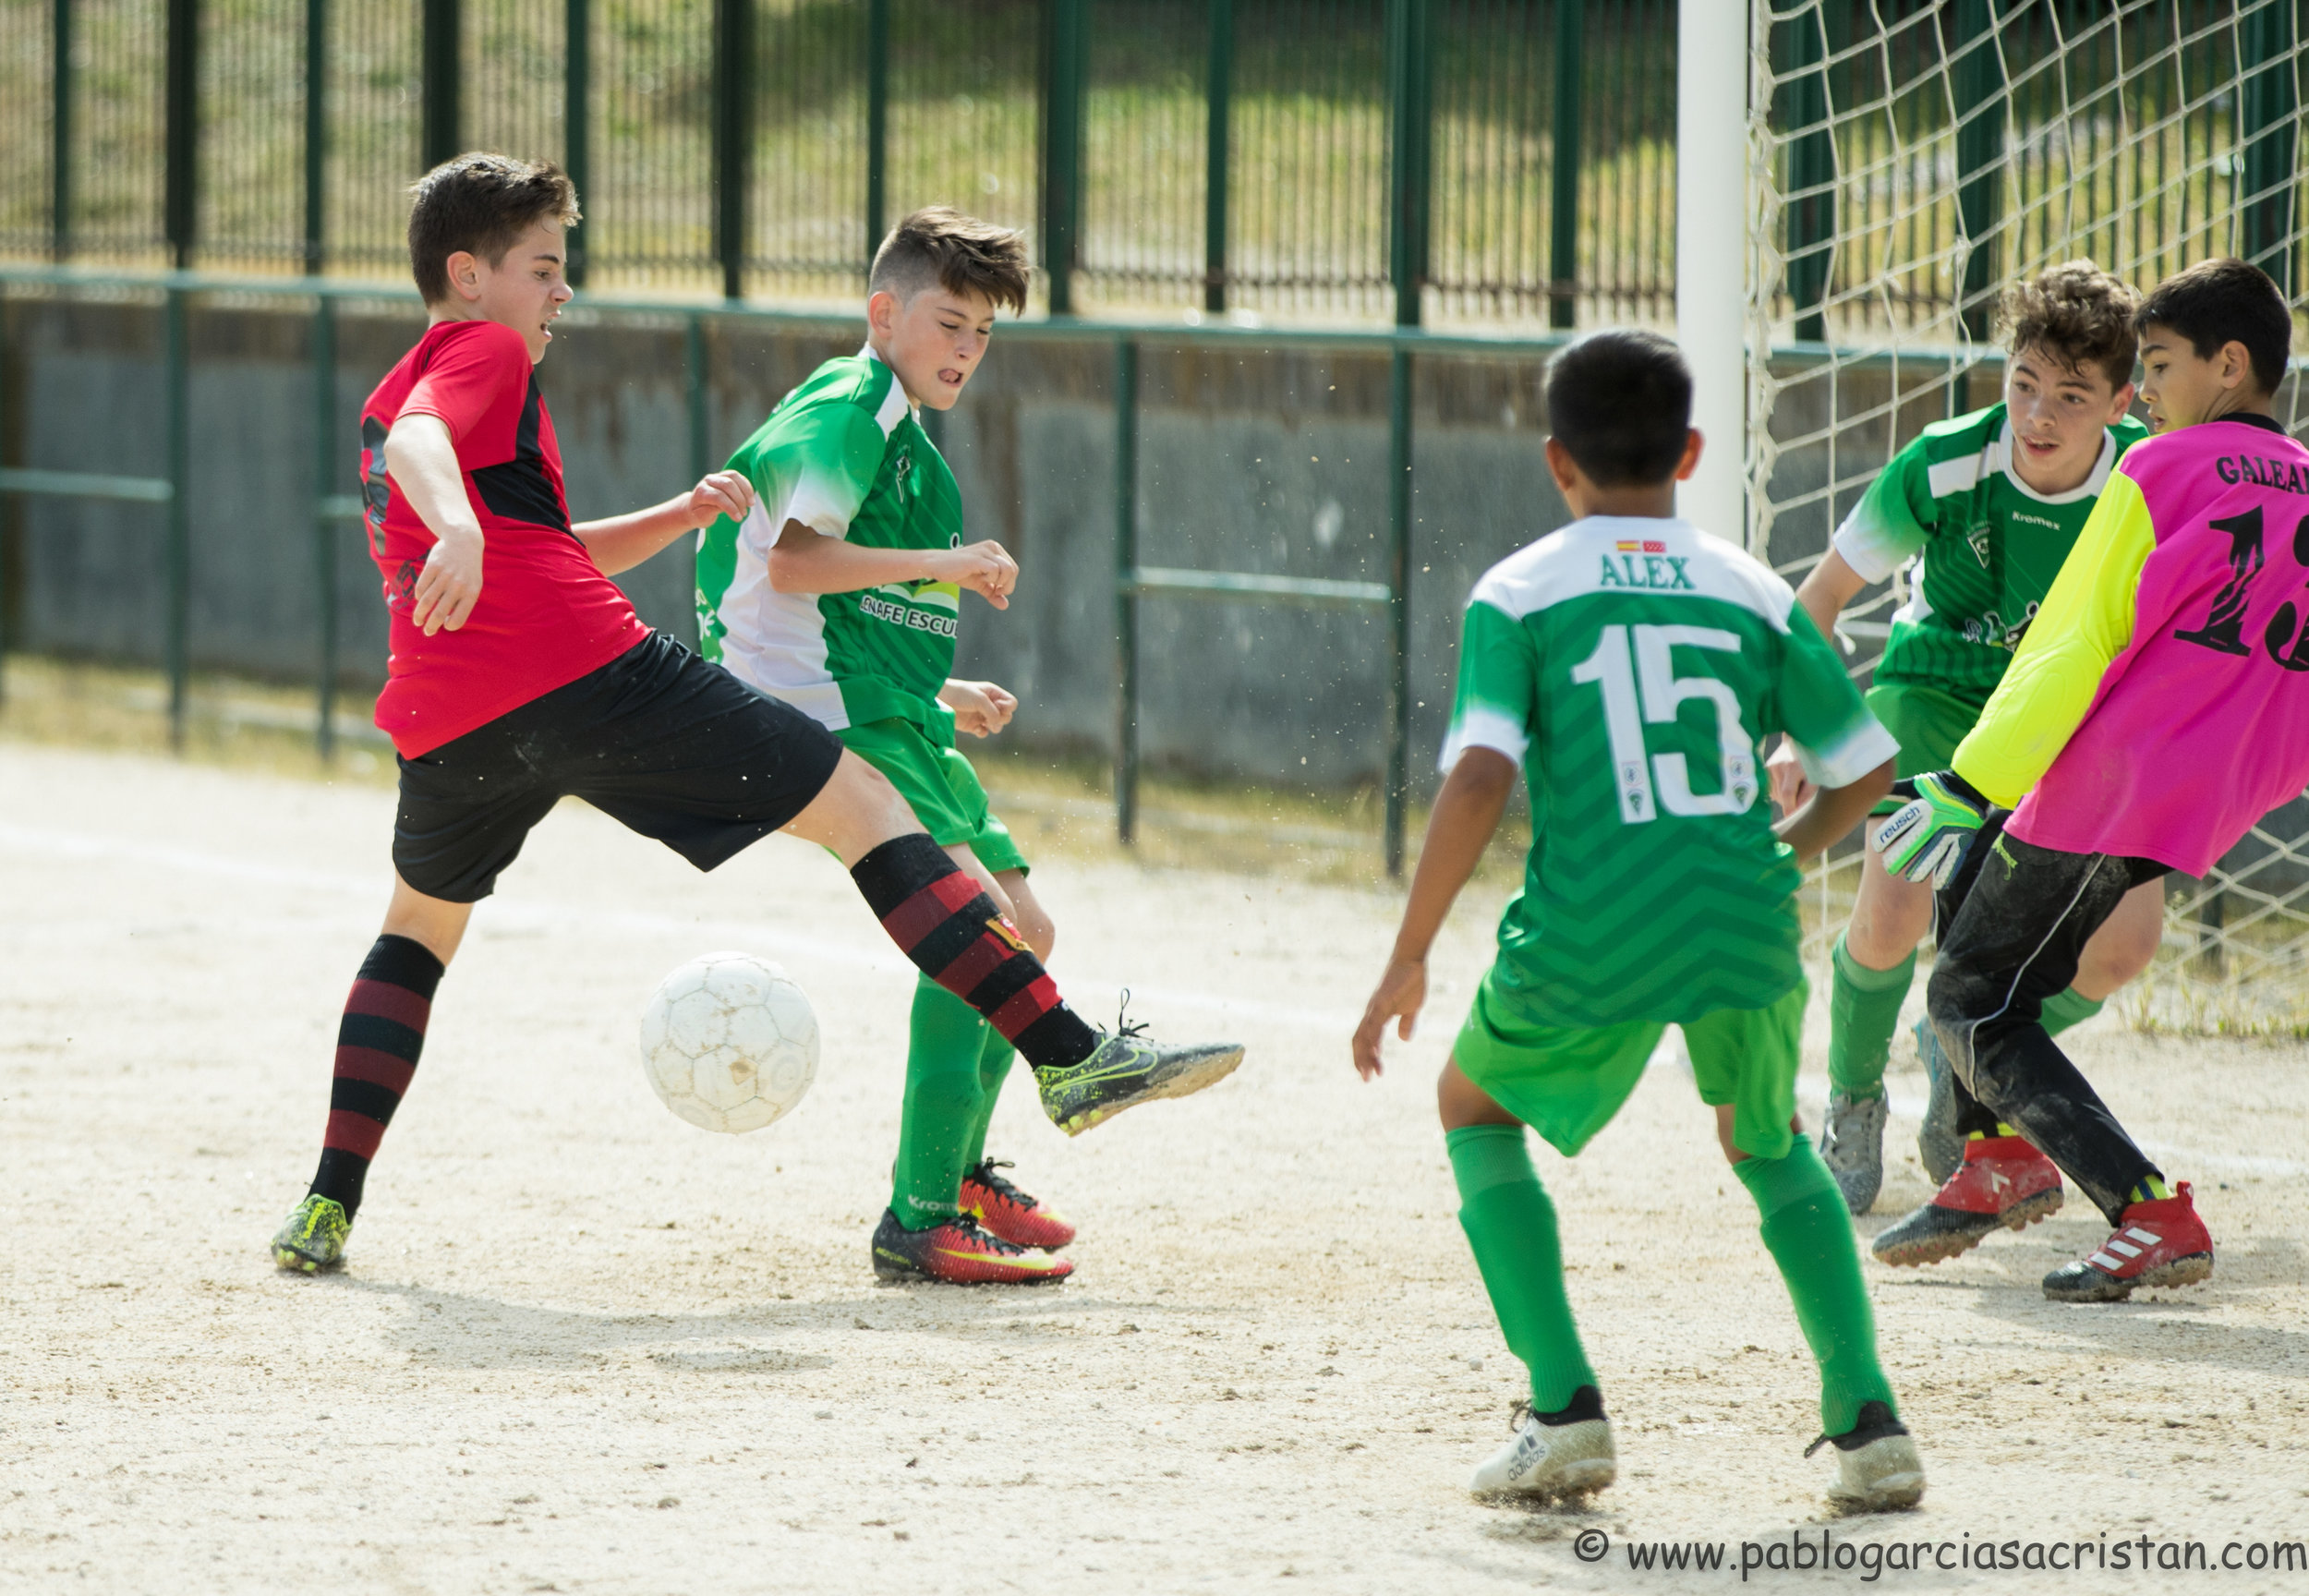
[1570,623,1759,825]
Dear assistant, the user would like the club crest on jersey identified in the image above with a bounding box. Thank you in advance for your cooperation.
[1597,550,1694,590]
[1966,526,1993,568]
[987,914,1032,952]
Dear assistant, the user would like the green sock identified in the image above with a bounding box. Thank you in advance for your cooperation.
[1827,932,1916,1100]
[1445,1124,1597,1412]
[1733,1139,1897,1436]
[2040,986,2104,1038]
[961,1026,1016,1172]
[890,973,989,1230]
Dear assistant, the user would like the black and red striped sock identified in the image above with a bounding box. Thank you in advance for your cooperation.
[308,934,445,1219]
[851,836,1099,1070]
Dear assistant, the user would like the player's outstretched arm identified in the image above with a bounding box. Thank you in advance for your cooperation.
[382,414,486,636]
[768,520,1019,609]
[1774,756,1894,863]
[1949,471,2151,809]
[1352,748,1518,1081]
[574,470,755,575]
[1767,550,1872,812]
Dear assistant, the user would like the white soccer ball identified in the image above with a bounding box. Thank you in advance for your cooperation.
[638,951,819,1134]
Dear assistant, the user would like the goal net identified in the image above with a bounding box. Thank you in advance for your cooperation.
[1746,0,2309,1034]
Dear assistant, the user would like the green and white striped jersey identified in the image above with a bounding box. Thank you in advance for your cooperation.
[1832,403,2146,706]
[695,350,964,733]
[1445,517,1897,1029]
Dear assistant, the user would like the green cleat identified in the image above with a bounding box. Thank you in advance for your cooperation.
[1034,1024,1243,1137]
[272,1194,351,1274]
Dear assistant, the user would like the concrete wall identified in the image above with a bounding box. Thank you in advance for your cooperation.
[0,296,1565,798]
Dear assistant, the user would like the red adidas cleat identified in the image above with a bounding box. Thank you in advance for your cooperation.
[2042,1182,2214,1302]
[1870,1134,2063,1267]
[961,1159,1077,1250]
[869,1208,1072,1286]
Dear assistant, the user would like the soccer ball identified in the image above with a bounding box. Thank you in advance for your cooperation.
[638,951,819,1134]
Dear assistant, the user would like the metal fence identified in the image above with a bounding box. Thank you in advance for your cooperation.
[0,260,1583,874]
[0,0,1682,325]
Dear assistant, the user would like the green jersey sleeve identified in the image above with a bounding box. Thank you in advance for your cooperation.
[1440,598,1540,771]
[1831,437,1938,584]
[764,400,890,539]
[1772,603,1900,789]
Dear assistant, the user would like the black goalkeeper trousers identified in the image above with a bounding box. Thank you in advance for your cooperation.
[1926,813,2170,1227]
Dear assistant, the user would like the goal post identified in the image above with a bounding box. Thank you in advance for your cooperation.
[1744,0,2309,1034]
[1676,0,1755,550]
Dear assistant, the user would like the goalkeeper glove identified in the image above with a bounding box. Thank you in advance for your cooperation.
[1872,771,1990,889]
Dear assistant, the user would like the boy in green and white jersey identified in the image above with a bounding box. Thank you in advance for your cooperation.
[697,209,1222,1285]
[1765,262,2165,1215]
[1354,331,1923,1512]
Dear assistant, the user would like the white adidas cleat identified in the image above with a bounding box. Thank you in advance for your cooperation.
[1469,1397,1616,1501]
[1813,1401,1927,1512]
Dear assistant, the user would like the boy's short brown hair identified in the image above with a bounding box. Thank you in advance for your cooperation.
[869,207,1031,315]
[2136,257,2295,398]
[1997,260,2141,391]
[406,153,580,305]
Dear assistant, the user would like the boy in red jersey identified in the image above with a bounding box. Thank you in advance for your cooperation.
[1871,259,2309,1301]
[271,155,1240,1274]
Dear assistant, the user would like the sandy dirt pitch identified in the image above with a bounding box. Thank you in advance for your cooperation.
[4,740,2307,1596]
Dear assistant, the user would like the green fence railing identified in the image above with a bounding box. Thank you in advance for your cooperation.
[0,1,1679,328]
[0,261,1569,873]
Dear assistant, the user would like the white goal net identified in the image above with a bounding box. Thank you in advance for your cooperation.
[1746,0,2309,1033]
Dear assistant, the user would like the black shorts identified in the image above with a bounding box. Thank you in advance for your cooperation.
[393,632,844,902]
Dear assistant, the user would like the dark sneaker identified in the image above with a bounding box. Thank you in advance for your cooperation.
[1870,1135,2062,1267]
[1034,1028,1243,1137]
[1819,1090,1889,1215]
[1914,1020,1964,1185]
[272,1194,350,1274]
[869,1208,1073,1286]
[1807,1400,1926,1511]
[2042,1183,2214,1302]
[961,1160,1077,1250]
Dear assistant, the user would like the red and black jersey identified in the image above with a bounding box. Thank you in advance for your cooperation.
[358,319,648,756]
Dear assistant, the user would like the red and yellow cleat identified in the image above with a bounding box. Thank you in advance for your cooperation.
[2043,1182,2214,1302]
[961,1159,1077,1250]
[870,1208,1073,1286]
[1870,1134,2063,1267]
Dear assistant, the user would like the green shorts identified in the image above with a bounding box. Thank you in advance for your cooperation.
[837,717,1028,877]
[1452,976,1807,1160]
[1864,682,1984,814]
